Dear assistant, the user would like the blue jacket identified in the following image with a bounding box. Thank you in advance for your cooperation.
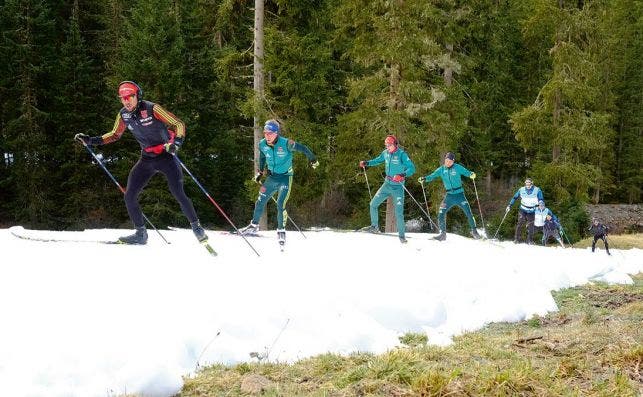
[422,163,474,195]
[509,186,544,213]
[534,207,555,227]
[365,147,415,185]
[258,136,316,176]
[543,215,561,232]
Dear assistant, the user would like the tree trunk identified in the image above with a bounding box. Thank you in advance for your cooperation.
[253,0,267,229]
[385,63,402,234]
[444,44,453,86]
[552,89,561,161]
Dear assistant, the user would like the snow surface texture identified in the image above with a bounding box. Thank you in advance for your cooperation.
[1,226,641,397]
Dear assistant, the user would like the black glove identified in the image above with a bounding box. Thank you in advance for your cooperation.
[253,172,263,183]
[164,137,183,155]
[74,133,91,145]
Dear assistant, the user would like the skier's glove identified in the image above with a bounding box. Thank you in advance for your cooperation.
[253,172,263,183]
[505,206,511,214]
[74,133,90,144]
[359,161,368,169]
[74,133,102,146]
[418,176,425,184]
[310,159,319,169]
[164,137,182,155]
[470,172,476,180]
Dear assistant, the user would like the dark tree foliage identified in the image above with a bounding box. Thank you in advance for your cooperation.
[0,0,639,242]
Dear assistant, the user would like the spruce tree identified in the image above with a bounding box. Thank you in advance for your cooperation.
[333,0,469,231]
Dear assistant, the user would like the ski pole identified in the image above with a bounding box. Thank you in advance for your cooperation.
[492,210,509,240]
[472,178,486,235]
[560,224,573,247]
[419,180,438,231]
[402,183,438,230]
[77,139,170,244]
[362,166,372,201]
[174,155,261,257]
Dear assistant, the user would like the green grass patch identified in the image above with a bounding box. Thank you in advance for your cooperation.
[180,274,643,396]
[573,233,643,249]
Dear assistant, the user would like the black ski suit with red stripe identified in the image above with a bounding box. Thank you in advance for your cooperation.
[94,100,198,228]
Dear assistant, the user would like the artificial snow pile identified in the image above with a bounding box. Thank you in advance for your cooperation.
[0,226,641,397]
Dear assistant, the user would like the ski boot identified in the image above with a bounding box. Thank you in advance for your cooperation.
[433,231,446,241]
[277,229,286,250]
[191,221,208,242]
[359,225,380,233]
[239,222,259,235]
[399,236,408,244]
[118,226,148,245]
[470,229,481,240]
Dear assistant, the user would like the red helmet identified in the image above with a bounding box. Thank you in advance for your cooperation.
[384,135,397,146]
[118,81,142,99]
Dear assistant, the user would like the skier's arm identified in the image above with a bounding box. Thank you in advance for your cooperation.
[423,166,442,183]
[402,152,415,177]
[455,163,472,178]
[365,152,385,167]
[153,104,186,142]
[288,140,316,162]
[99,113,128,145]
[258,150,267,173]
[508,189,521,207]
[537,188,544,202]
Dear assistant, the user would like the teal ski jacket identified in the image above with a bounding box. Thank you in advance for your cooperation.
[258,136,316,176]
[365,147,415,185]
[421,163,473,195]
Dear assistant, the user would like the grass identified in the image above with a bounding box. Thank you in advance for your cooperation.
[179,274,643,397]
[572,233,643,250]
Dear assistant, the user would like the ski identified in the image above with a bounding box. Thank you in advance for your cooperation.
[10,226,122,245]
[219,230,266,238]
[201,240,218,256]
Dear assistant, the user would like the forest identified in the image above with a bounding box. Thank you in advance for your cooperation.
[0,0,640,241]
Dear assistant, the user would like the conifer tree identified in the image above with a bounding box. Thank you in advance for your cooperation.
[333,0,469,230]
[0,0,56,227]
[511,0,614,206]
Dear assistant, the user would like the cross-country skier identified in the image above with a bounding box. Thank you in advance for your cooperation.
[505,178,544,244]
[588,218,611,255]
[238,119,318,246]
[542,212,565,248]
[74,81,208,245]
[358,135,416,243]
[417,152,480,241]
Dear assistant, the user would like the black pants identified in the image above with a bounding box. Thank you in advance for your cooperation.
[124,153,198,227]
[592,234,610,254]
[515,210,535,243]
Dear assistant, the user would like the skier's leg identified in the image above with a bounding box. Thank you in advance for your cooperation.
[124,158,156,228]
[526,212,536,244]
[393,186,406,239]
[514,211,526,242]
[369,184,390,228]
[275,175,292,230]
[161,156,198,223]
[592,236,598,252]
[602,235,611,255]
[251,176,279,225]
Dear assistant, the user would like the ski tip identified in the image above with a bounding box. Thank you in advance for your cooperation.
[202,241,218,256]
